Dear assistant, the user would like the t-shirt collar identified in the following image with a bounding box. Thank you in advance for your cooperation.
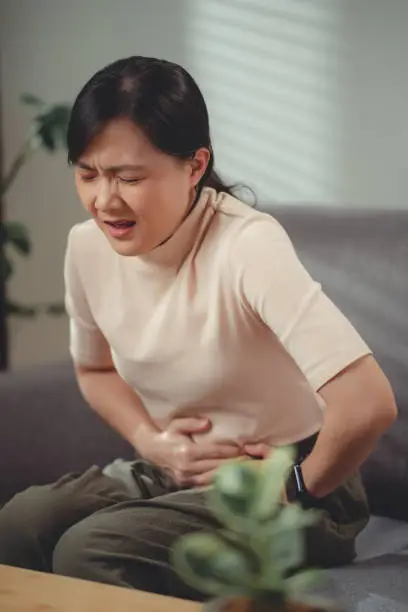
[136,187,214,270]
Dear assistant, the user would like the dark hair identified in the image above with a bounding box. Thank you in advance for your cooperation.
[67,56,233,198]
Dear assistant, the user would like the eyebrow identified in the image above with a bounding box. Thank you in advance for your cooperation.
[76,162,146,172]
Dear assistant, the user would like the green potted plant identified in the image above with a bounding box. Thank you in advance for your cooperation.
[173,447,338,612]
[1,93,71,317]
[0,93,71,368]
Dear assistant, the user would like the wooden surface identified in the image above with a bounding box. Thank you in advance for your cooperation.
[0,564,201,612]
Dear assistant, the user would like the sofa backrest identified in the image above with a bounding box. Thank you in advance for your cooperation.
[268,205,408,519]
[0,362,133,504]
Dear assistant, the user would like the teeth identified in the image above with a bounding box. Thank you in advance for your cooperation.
[109,221,134,228]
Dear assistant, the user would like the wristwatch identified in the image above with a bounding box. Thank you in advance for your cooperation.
[286,463,318,508]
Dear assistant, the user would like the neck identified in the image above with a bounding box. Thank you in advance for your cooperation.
[157,189,198,249]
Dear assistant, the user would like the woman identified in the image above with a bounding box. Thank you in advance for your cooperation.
[0,56,397,599]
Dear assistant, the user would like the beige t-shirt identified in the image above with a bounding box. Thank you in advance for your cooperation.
[65,188,371,447]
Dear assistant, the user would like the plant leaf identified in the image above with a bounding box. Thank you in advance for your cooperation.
[172,533,256,597]
[285,568,324,596]
[253,445,295,521]
[20,93,45,107]
[255,564,285,594]
[272,503,319,534]
[3,221,31,255]
[45,302,66,316]
[0,251,13,281]
[264,527,304,575]
[6,300,38,317]
[208,461,261,531]
[35,116,55,151]
[258,504,319,579]
[34,104,71,152]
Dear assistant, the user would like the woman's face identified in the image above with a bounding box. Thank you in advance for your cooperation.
[74,118,209,257]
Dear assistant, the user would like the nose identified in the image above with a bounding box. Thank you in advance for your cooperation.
[94,178,119,212]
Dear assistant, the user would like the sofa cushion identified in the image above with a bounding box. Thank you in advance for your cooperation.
[321,517,408,610]
[270,206,408,520]
[327,554,408,611]
[0,362,133,504]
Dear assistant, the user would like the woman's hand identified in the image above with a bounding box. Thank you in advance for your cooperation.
[134,417,244,487]
[244,442,271,459]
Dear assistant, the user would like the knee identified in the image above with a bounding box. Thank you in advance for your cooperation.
[52,519,103,582]
[0,486,54,565]
[53,514,154,588]
[0,486,50,538]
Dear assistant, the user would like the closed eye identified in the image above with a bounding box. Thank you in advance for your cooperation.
[118,177,142,184]
[80,174,97,182]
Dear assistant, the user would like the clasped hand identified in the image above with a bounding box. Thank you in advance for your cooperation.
[135,417,271,487]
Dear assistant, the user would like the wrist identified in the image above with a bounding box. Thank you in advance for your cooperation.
[286,461,323,506]
[298,457,324,499]
[130,420,159,454]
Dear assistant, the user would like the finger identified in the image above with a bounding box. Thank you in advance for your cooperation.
[190,443,243,461]
[172,455,248,486]
[171,470,191,487]
[244,443,271,458]
[191,455,267,487]
[168,417,210,435]
[186,458,242,477]
[192,469,220,487]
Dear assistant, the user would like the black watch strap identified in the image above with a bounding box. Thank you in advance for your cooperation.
[286,463,316,508]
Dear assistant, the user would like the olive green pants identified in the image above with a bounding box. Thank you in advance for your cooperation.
[0,460,369,601]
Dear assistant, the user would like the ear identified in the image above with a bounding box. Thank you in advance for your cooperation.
[190,147,211,187]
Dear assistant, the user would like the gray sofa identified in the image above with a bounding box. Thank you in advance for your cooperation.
[1,205,407,611]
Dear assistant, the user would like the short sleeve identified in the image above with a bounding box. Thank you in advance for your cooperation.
[64,226,112,368]
[229,218,372,391]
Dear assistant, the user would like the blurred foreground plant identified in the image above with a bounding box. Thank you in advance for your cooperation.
[173,447,337,612]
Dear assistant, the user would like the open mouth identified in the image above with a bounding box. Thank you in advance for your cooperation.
[104,220,136,229]
[103,220,136,238]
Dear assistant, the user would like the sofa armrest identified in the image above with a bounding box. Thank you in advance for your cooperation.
[0,362,133,504]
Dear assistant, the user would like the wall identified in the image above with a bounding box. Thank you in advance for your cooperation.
[0,0,188,368]
[183,0,408,206]
[184,0,345,204]
[1,0,407,368]
[341,0,408,207]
